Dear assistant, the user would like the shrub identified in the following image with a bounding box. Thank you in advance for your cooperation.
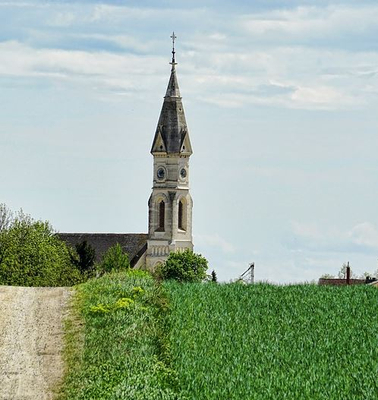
[0,207,82,286]
[98,243,130,274]
[157,249,208,283]
[70,240,96,274]
[211,270,217,283]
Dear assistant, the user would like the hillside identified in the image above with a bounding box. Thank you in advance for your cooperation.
[59,274,378,399]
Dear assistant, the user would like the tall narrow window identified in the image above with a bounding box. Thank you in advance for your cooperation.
[158,201,165,231]
[178,200,184,230]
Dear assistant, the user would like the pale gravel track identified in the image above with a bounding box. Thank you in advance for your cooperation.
[0,286,71,400]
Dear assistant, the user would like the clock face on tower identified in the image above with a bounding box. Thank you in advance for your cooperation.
[157,167,165,180]
[180,168,187,179]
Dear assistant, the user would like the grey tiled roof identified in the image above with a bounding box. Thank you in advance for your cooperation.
[151,64,192,154]
[58,233,147,267]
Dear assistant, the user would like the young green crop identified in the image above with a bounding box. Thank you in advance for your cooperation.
[164,282,378,399]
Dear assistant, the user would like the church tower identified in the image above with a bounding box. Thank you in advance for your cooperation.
[146,34,193,270]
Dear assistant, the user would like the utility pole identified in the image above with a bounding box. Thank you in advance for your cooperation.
[240,263,255,284]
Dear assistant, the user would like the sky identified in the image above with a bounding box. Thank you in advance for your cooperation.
[1,0,377,283]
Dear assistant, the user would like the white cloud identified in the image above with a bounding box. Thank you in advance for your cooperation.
[47,11,76,27]
[195,233,235,254]
[287,221,378,254]
[290,85,358,109]
[1,41,365,111]
[72,33,152,53]
[348,222,378,248]
[0,41,166,95]
[1,2,378,111]
[181,44,378,110]
[89,4,206,24]
[209,33,226,41]
[241,5,378,40]
[291,221,323,240]
[0,1,49,8]
[200,82,359,110]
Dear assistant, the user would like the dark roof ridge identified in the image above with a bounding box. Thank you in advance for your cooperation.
[58,233,148,266]
[59,232,147,235]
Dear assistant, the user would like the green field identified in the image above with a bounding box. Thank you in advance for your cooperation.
[61,274,378,399]
[165,282,378,399]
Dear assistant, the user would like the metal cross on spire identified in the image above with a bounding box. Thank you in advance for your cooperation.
[170,31,177,65]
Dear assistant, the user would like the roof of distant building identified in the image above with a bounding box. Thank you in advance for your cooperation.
[318,278,366,286]
[58,233,148,267]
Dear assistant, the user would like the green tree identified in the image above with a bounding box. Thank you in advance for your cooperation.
[157,249,208,283]
[0,208,82,286]
[320,273,335,279]
[98,243,130,274]
[0,203,13,232]
[358,271,378,280]
[71,240,96,274]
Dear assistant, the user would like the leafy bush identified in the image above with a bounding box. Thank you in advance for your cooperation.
[0,204,83,286]
[97,243,130,275]
[157,249,208,283]
[71,240,96,274]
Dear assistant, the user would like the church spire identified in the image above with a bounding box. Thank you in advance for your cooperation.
[165,31,180,98]
[170,31,177,65]
[151,33,192,155]
[146,33,194,271]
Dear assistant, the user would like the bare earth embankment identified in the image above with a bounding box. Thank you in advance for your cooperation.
[0,286,71,400]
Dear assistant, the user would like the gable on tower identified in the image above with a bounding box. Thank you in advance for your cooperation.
[179,129,192,155]
[151,126,167,154]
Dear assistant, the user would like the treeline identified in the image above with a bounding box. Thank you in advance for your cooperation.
[0,204,130,287]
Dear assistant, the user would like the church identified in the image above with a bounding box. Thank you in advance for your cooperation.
[59,36,194,270]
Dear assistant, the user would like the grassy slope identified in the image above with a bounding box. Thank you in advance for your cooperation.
[59,270,179,400]
[165,282,378,400]
[60,274,378,400]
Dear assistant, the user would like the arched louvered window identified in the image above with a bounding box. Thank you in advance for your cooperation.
[158,201,165,231]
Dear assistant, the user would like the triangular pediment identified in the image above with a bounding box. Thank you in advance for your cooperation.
[180,130,192,155]
[151,127,167,154]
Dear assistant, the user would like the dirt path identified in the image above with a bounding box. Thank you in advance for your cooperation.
[0,286,71,400]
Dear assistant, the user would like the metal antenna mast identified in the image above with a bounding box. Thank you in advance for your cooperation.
[239,263,255,284]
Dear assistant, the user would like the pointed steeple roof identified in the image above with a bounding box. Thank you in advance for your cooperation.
[151,34,192,155]
[165,64,181,98]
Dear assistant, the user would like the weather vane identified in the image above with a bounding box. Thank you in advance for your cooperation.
[170,31,177,64]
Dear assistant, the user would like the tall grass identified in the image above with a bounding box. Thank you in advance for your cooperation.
[165,282,378,399]
[59,270,179,400]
